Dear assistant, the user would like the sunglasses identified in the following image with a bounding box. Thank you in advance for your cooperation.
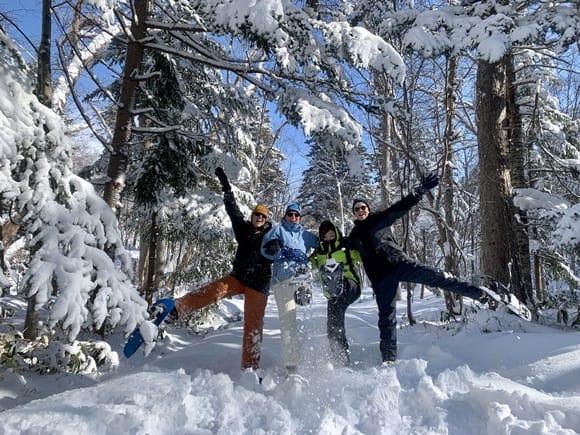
[253,212,267,219]
[354,205,367,212]
[285,212,300,218]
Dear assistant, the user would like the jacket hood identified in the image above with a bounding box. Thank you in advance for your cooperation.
[318,220,342,254]
[318,220,341,239]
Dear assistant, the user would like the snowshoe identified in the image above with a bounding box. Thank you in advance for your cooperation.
[321,258,345,298]
[294,285,311,306]
[123,298,176,358]
[289,264,313,306]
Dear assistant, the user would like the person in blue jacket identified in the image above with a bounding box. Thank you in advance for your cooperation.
[261,203,318,374]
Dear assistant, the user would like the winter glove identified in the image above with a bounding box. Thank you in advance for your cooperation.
[215,167,232,193]
[414,172,439,196]
[339,237,351,249]
[280,247,308,263]
[263,239,282,256]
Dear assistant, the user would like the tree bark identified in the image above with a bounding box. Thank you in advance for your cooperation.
[476,57,517,288]
[505,51,533,303]
[103,0,150,215]
[441,55,463,315]
[36,0,52,107]
[142,211,158,304]
[533,253,545,301]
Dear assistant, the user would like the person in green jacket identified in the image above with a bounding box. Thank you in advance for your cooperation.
[311,220,363,366]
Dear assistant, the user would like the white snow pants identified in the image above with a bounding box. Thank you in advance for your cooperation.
[272,279,300,369]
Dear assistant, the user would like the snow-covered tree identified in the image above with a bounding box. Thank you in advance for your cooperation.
[297,138,375,233]
[358,0,579,305]
[0,30,147,341]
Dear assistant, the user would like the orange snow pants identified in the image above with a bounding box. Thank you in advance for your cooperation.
[174,274,268,370]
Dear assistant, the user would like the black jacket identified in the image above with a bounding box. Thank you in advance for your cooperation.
[348,192,421,285]
[224,192,273,294]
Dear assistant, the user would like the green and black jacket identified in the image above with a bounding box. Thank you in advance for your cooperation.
[311,221,362,296]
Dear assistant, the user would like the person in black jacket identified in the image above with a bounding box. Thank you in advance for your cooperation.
[348,173,488,364]
[158,167,273,371]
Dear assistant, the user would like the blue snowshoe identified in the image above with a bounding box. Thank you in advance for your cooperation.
[123,298,176,358]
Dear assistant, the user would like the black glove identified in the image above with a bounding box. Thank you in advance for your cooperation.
[215,167,232,193]
[263,239,281,256]
[339,237,351,249]
[414,172,439,196]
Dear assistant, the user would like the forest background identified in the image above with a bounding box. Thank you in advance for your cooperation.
[0,0,578,374]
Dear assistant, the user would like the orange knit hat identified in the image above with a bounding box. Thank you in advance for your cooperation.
[253,204,269,218]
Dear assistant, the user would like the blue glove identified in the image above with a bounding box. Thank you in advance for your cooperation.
[280,247,308,263]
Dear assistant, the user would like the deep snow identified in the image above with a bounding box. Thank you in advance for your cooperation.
[1,286,580,435]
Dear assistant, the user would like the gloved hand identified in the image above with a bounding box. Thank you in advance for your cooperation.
[263,239,281,256]
[280,247,308,263]
[414,172,439,196]
[339,237,351,249]
[215,167,232,193]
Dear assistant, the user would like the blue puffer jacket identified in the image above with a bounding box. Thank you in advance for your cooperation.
[260,219,319,284]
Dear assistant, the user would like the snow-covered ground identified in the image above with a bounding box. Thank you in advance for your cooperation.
[1,288,580,434]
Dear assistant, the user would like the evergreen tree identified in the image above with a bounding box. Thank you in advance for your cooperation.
[0,30,147,341]
[297,139,375,233]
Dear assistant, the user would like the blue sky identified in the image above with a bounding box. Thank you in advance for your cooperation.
[2,1,309,192]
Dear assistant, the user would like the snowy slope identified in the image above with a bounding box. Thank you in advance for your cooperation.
[1,288,580,434]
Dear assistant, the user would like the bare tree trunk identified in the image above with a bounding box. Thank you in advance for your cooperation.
[154,236,168,290]
[373,70,394,207]
[505,52,533,303]
[440,55,463,315]
[476,57,517,287]
[103,0,150,215]
[137,228,149,291]
[36,0,52,107]
[141,211,158,304]
[533,254,545,301]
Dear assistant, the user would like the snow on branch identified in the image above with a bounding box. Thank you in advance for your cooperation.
[324,23,405,84]
[0,38,148,341]
[513,188,579,251]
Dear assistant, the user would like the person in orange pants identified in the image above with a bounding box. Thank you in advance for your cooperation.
[174,275,269,370]
[157,167,273,371]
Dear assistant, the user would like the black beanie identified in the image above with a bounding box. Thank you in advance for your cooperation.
[352,198,370,213]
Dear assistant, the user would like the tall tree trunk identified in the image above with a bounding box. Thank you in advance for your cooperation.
[441,55,462,315]
[476,57,518,288]
[533,253,545,301]
[25,0,53,339]
[373,70,394,207]
[36,0,52,107]
[103,0,150,215]
[505,51,533,303]
[154,236,168,290]
[137,228,149,292]
[142,211,159,304]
